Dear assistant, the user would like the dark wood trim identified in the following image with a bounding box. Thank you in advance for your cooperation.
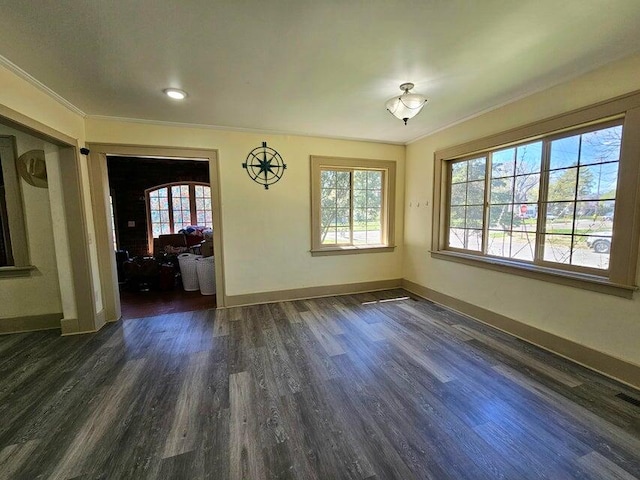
[0,104,77,147]
[310,245,396,256]
[310,156,397,253]
[0,265,35,277]
[59,145,99,333]
[430,250,636,299]
[225,278,403,307]
[402,278,640,390]
[86,143,226,308]
[0,312,62,334]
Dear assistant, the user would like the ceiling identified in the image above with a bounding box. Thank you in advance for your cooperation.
[1,1,640,144]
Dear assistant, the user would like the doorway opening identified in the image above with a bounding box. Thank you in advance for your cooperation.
[86,144,224,324]
[107,155,216,319]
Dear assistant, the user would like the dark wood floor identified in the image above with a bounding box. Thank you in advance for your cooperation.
[0,290,638,479]
[119,288,216,320]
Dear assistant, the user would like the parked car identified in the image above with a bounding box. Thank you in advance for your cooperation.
[586,232,612,253]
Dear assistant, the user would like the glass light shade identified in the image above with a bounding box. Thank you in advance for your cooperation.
[386,92,427,124]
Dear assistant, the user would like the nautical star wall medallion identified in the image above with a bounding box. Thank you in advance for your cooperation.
[242,142,286,190]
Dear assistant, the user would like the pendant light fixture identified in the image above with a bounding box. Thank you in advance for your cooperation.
[385,83,427,125]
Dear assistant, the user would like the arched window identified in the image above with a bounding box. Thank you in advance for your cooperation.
[146,182,212,238]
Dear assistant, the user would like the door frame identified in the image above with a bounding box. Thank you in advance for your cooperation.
[86,143,226,322]
[0,104,99,334]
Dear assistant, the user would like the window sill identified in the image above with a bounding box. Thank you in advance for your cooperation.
[430,250,637,299]
[0,265,36,278]
[311,245,396,257]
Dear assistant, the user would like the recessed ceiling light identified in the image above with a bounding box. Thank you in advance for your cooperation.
[163,88,188,100]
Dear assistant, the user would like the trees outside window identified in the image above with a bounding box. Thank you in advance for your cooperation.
[446,122,621,272]
[311,156,396,256]
[431,92,640,299]
[146,182,212,239]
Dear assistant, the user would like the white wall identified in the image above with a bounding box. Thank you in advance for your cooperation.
[85,120,405,297]
[0,125,63,319]
[45,142,77,320]
[0,63,103,326]
[404,53,640,366]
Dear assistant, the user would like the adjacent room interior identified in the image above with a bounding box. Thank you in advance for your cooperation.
[0,2,639,479]
[107,155,216,319]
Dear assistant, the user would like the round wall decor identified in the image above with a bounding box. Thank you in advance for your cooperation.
[242,142,286,190]
[17,149,48,188]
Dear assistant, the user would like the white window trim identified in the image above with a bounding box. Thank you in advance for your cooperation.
[432,91,640,298]
[310,156,396,256]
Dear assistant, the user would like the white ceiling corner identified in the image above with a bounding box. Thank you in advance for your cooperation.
[0,1,639,144]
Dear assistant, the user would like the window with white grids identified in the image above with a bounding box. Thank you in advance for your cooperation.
[311,156,396,256]
[146,182,212,238]
[432,93,640,298]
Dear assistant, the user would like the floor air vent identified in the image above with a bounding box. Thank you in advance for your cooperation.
[616,393,640,407]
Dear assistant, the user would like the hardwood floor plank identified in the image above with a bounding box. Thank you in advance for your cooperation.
[299,310,346,357]
[163,351,212,459]
[454,323,583,387]
[492,363,640,477]
[247,347,288,448]
[276,393,322,480]
[577,451,639,480]
[228,318,249,374]
[305,298,345,335]
[229,371,266,480]
[291,321,342,380]
[377,321,457,383]
[48,358,147,480]
[0,291,637,479]
[158,450,199,479]
[261,326,303,395]
[0,439,39,480]
[295,384,374,480]
[212,308,230,337]
[474,420,587,479]
[329,299,387,342]
[94,359,185,479]
[323,375,421,480]
[280,301,303,324]
[262,441,297,480]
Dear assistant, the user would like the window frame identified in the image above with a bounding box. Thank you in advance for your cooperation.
[310,156,396,256]
[145,181,212,253]
[0,135,30,275]
[432,91,640,298]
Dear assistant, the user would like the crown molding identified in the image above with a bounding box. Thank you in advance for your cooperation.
[0,54,86,117]
[405,51,638,146]
[86,115,405,146]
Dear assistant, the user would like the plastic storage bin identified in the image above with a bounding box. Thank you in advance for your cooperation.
[177,253,202,291]
[196,256,216,295]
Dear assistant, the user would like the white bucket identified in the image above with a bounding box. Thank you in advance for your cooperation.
[178,253,202,291]
[196,256,216,295]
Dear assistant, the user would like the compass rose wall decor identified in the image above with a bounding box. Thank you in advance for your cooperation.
[242,142,287,190]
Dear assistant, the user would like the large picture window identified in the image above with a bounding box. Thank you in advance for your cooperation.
[146,182,212,238]
[310,156,396,255]
[448,122,621,271]
[433,93,640,297]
